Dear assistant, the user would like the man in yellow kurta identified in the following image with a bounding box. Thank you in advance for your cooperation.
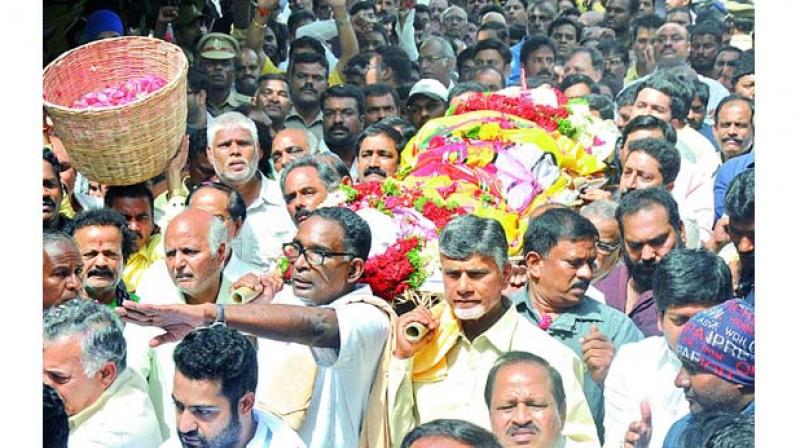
[388,215,600,447]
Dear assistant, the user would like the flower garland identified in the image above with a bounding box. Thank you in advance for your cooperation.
[361,237,427,300]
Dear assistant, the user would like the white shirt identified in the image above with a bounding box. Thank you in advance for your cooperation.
[233,173,296,271]
[160,409,306,448]
[68,368,162,448]
[670,154,714,249]
[297,285,392,448]
[602,336,689,448]
[125,261,234,440]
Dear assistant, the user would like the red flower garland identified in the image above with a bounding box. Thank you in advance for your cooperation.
[453,91,570,132]
[362,237,421,300]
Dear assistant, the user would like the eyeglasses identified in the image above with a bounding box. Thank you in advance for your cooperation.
[596,240,621,253]
[282,241,355,266]
[419,55,449,65]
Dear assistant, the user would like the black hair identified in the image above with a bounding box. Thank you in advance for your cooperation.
[256,73,290,89]
[188,181,248,222]
[289,38,329,72]
[731,50,754,87]
[42,148,62,182]
[616,84,639,108]
[596,39,629,66]
[43,384,69,448]
[478,21,510,43]
[457,46,477,73]
[559,73,599,94]
[691,20,723,43]
[626,137,682,185]
[547,17,582,40]
[477,4,505,18]
[621,115,678,147]
[484,351,566,420]
[586,93,615,120]
[523,208,598,257]
[567,46,604,73]
[692,79,709,108]
[379,116,418,142]
[173,324,258,415]
[724,168,754,224]
[374,45,414,84]
[188,127,208,164]
[350,0,376,16]
[72,207,136,259]
[474,38,513,65]
[364,83,400,108]
[320,84,366,115]
[616,186,683,239]
[288,10,316,36]
[104,182,154,214]
[637,71,693,120]
[450,81,488,102]
[652,248,732,314]
[713,94,754,124]
[309,207,371,260]
[187,66,210,93]
[679,410,754,448]
[520,34,557,66]
[400,419,502,448]
[356,122,407,157]
[630,14,665,43]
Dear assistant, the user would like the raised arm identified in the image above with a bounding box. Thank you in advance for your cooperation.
[330,0,359,77]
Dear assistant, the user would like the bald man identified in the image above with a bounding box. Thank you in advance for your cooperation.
[271,128,312,174]
[43,230,83,309]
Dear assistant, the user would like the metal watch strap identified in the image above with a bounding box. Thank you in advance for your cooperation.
[214,304,226,325]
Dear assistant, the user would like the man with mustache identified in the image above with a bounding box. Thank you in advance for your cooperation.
[320,84,365,173]
[285,52,329,146]
[520,35,557,83]
[234,47,261,97]
[164,324,305,448]
[254,74,293,136]
[723,169,754,304]
[43,230,83,309]
[43,148,73,233]
[595,187,686,337]
[270,128,311,175]
[486,352,567,448]
[688,22,722,78]
[390,215,598,447]
[356,123,406,183]
[197,33,252,117]
[513,208,643,440]
[71,208,137,308]
[713,95,754,162]
[105,183,163,294]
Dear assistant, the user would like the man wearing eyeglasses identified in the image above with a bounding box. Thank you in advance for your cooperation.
[512,208,644,441]
[419,36,457,91]
[118,207,393,448]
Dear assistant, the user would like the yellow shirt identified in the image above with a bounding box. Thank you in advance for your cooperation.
[259,52,345,86]
[388,301,600,448]
[122,233,164,294]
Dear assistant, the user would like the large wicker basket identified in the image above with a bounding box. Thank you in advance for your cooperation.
[43,36,188,186]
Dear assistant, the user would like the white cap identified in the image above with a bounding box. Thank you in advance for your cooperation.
[407,78,449,103]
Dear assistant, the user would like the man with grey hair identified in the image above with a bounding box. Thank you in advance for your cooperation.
[580,200,622,283]
[206,111,296,271]
[419,36,457,90]
[389,214,600,447]
[43,230,83,309]
[43,299,161,446]
[125,209,235,439]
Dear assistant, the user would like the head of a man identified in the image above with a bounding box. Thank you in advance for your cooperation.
[474,38,513,77]
[653,248,733,352]
[503,0,528,28]
[731,52,754,100]
[270,128,311,174]
[43,299,126,416]
[43,231,83,309]
[630,14,665,75]
[406,79,449,130]
[280,156,347,225]
[288,51,330,113]
[187,182,248,242]
[104,183,155,252]
[485,351,566,448]
[439,215,511,324]
[686,79,709,130]
[620,137,682,194]
[474,66,506,92]
[523,208,597,311]
[711,46,742,91]
[321,85,366,157]
[419,37,457,88]
[559,74,598,99]
[197,33,239,92]
[350,1,379,35]
[665,6,692,28]
[441,6,469,40]
[620,114,678,163]
[563,47,604,82]
[356,123,406,182]
[713,95,754,161]
[206,112,262,187]
[614,85,639,129]
[186,129,216,190]
[597,40,629,84]
[604,0,639,34]
[580,200,621,281]
[616,187,685,293]
[689,22,723,76]
[164,210,228,301]
[364,84,400,126]
[172,324,258,448]
[254,74,292,127]
[724,169,755,293]
[631,72,692,127]
[284,207,371,305]
[174,4,208,50]
[401,418,503,448]
[527,1,556,35]
[674,299,755,414]
[547,18,581,61]
[186,67,209,121]
[72,208,134,303]
[43,148,64,229]
[521,35,557,80]
[654,22,690,68]
[234,48,261,96]
[366,46,414,88]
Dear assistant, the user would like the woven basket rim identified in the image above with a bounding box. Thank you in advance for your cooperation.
[42,36,187,114]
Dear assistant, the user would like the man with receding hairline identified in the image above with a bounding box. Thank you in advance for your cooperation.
[271,128,312,174]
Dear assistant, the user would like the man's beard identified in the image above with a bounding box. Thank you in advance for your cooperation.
[324,126,357,157]
[623,237,683,292]
[179,412,241,448]
[738,251,755,289]
[211,153,259,185]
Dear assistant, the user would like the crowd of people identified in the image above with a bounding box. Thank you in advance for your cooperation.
[42,0,756,447]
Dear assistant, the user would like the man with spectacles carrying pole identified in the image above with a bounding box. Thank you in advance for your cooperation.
[118,207,395,448]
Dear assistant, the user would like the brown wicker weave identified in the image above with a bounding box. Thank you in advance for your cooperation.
[43,36,188,186]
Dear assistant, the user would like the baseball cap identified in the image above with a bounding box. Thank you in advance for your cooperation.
[197,33,239,60]
[407,79,449,103]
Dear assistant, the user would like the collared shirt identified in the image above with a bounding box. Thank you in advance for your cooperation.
[126,261,234,440]
[602,336,689,448]
[714,150,755,221]
[68,368,162,448]
[669,148,712,249]
[232,172,296,271]
[161,408,307,448]
[623,68,730,117]
[122,233,165,294]
[593,262,661,337]
[512,287,644,438]
[206,89,252,117]
[662,400,754,448]
[388,300,601,448]
[297,284,391,448]
[284,107,325,146]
